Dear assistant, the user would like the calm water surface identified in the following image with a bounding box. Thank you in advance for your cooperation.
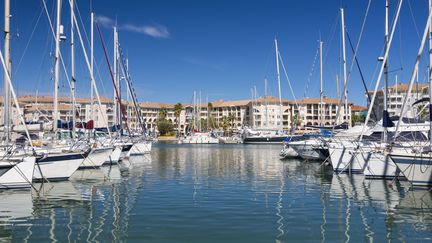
[0,144,431,242]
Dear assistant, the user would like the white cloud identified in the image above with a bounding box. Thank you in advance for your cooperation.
[95,15,170,39]
[95,15,115,28]
[122,24,169,38]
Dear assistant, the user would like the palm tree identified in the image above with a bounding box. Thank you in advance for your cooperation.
[174,103,182,136]
[207,102,214,129]
[220,116,230,136]
[158,107,168,120]
[228,113,236,134]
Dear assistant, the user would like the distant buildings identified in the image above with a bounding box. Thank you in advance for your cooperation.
[0,95,356,134]
[3,81,427,134]
[367,83,428,120]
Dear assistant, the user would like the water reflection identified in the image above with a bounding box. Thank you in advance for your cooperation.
[0,190,33,224]
[0,144,429,242]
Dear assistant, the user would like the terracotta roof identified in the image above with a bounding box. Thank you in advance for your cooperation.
[24,103,78,111]
[211,99,251,107]
[351,105,367,112]
[18,96,112,104]
[296,97,352,105]
[255,96,292,105]
[389,83,428,92]
[139,102,176,109]
[367,83,428,94]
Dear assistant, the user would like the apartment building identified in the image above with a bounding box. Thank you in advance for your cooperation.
[367,83,428,120]
[296,97,352,127]
[0,95,357,134]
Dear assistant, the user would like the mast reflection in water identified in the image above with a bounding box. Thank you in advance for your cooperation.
[0,144,430,242]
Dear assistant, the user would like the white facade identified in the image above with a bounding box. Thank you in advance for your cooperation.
[0,95,359,134]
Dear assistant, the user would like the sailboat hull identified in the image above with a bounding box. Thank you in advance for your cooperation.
[80,147,114,169]
[104,146,122,165]
[34,152,87,181]
[243,136,286,144]
[0,156,35,189]
[328,142,365,173]
[390,154,432,186]
[128,141,152,156]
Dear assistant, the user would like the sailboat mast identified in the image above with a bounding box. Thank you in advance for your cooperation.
[265,78,269,127]
[199,91,202,132]
[275,38,283,130]
[3,0,11,143]
[53,0,62,135]
[383,0,389,142]
[70,0,76,137]
[336,74,340,100]
[340,8,348,126]
[429,0,432,147]
[193,91,196,131]
[90,12,94,123]
[126,58,130,127]
[113,26,120,127]
[319,40,324,127]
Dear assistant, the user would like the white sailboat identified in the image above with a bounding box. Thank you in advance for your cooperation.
[0,0,36,189]
[33,0,90,181]
[390,0,432,186]
[243,38,288,144]
[180,91,219,144]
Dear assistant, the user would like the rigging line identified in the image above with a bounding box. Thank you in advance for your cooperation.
[95,22,131,135]
[346,31,377,120]
[75,0,92,49]
[118,44,145,130]
[13,5,44,77]
[324,12,340,62]
[333,0,372,130]
[68,0,111,137]
[278,52,298,107]
[35,17,54,95]
[94,31,115,98]
[303,47,319,98]
[41,0,72,90]
[407,0,422,41]
[360,0,404,142]
[261,41,275,84]
[345,0,371,84]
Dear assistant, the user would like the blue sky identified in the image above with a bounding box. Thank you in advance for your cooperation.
[3,0,431,106]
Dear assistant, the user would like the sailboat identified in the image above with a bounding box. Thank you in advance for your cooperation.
[243,38,289,144]
[0,0,35,189]
[180,91,219,144]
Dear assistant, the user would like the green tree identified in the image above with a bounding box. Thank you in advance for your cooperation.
[207,102,214,129]
[157,119,174,136]
[290,113,302,129]
[174,103,183,136]
[220,116,231,136]
[228,113,236,131]
[351,114,363,126]
[200,118,208,131]
[159,107,168,120]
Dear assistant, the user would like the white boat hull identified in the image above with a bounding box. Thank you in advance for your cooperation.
[280,146,299,159]
[120,143,133,160]
[0,157,35,189]
[181,133,219,144]
[104,147,122,165]
[128,141,152,156]
[80,147,114,169]
[364,152,399,179]
[329,141,399,177]
[291,140,327,160]
[328,143,366,173]
[390,153,432,186]
[34,152,86,181]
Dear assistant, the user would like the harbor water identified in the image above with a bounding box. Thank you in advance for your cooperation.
[0,144,431,242]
